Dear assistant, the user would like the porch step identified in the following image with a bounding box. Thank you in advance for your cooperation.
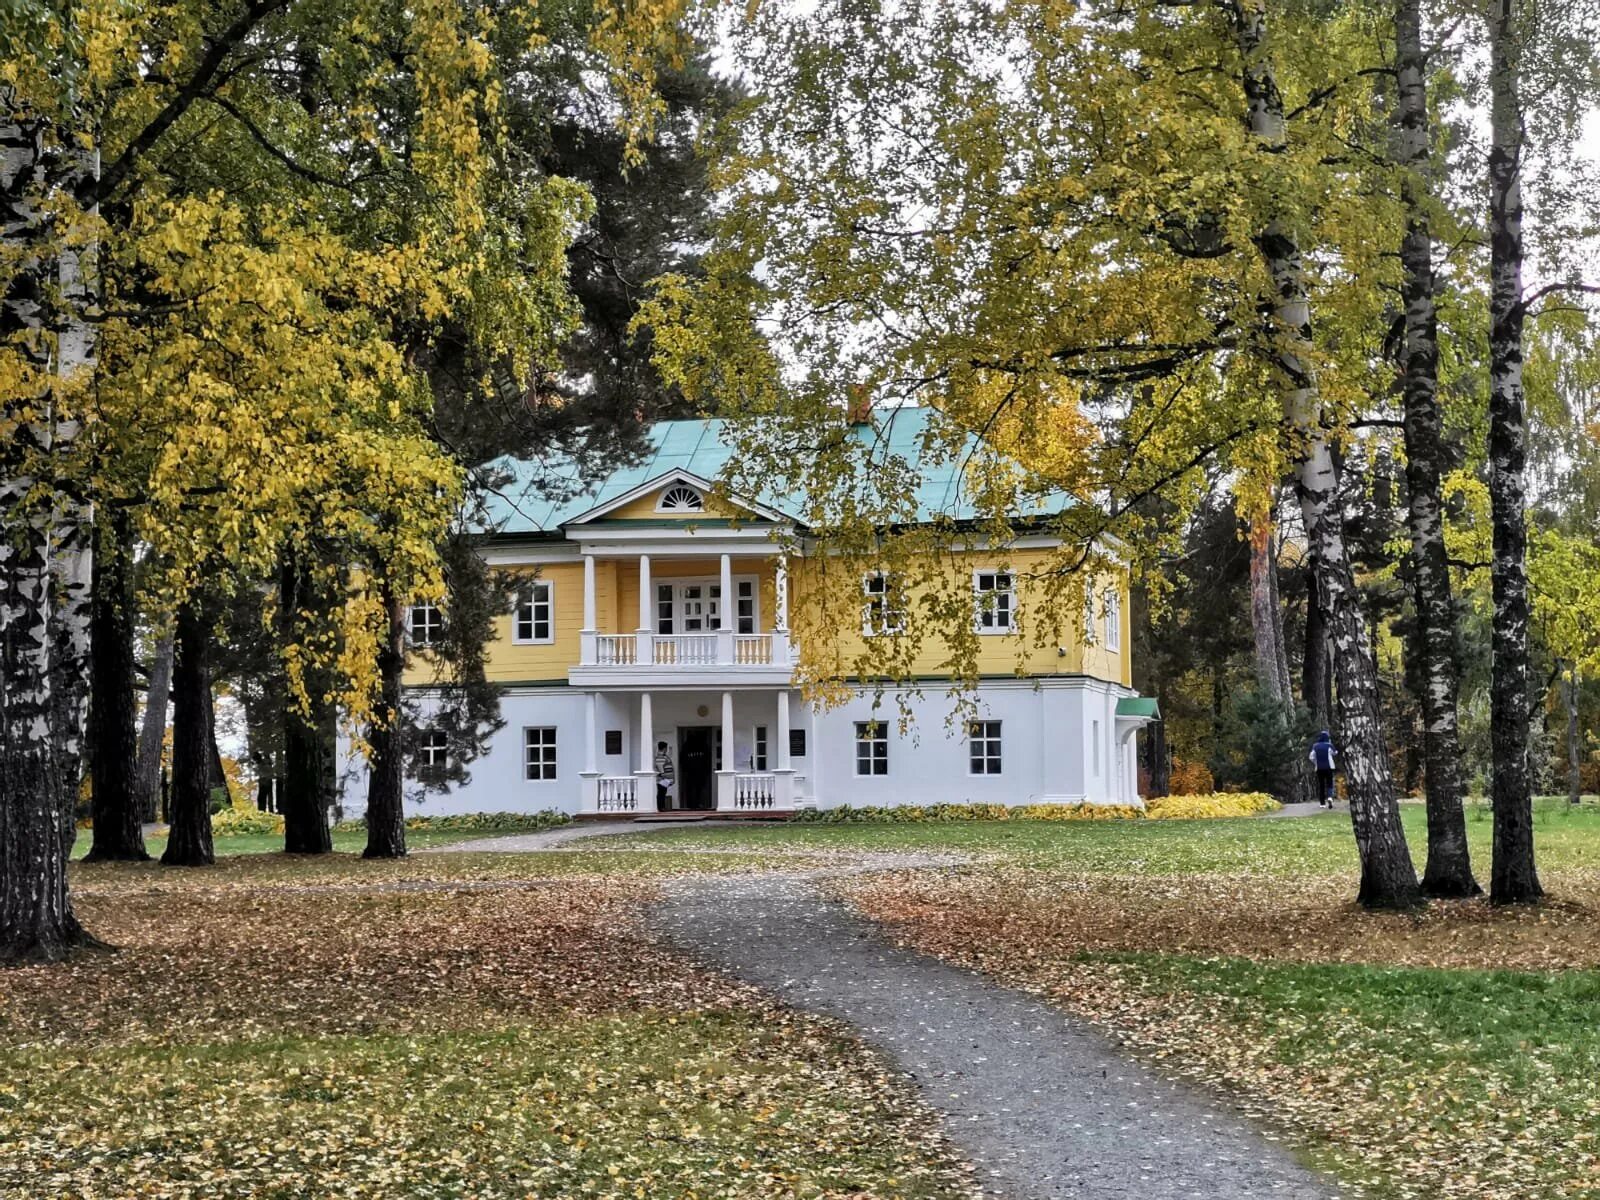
[632,810,798,823]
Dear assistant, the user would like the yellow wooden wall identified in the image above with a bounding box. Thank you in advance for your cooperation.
[407,548,1129,688]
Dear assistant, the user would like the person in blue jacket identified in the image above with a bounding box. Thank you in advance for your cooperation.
[1309,730,1337,807]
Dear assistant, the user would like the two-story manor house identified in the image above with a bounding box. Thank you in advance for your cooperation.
[339,409,1157,819]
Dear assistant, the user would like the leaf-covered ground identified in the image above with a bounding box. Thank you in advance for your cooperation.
[788,805,1600,1200]
[0,850,973,1200]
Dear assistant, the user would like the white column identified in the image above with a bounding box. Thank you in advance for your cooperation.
[716,690,736,810]
[775,554,789,631]
[717,552,735,664]
[774,688,796,809]
[635,691,657,813]
[637,554,652,631]
[776,690,792,770]
[583,554,597,630]
[579,691,600,812]
[636,554,654,665]
[584,692,598,774]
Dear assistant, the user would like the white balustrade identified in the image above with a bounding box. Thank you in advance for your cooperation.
[732,773,777,809]
[594,634,637,665]
[596,775,639,812]
[652,634,719,665]
[733,634,773,665]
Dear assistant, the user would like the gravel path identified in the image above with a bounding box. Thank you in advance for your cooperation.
[655,873,1341,1200]
[417,821,727,853]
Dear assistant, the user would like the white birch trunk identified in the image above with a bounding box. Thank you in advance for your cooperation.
[1485,0,1541,903]
[1231,0,1420,906]
[1394,0,1478,897]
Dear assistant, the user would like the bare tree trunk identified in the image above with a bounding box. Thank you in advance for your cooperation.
[1303,548,1333,730]
[162,603,215,867]
[1566,665,1582,805]
[1233,0,1420,907]
[279,553,332,854]
[85,510,147,861]
[1249,518,1288,703]
[1,103,98,961]
[364,585,408,858]
[1485,0,1541,904]
[1395,0,1478,898]
[134,633,173,821]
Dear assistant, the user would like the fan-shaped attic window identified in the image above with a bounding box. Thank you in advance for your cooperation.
[656,484,705,513]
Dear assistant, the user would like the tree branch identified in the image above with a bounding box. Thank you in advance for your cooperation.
[88,0,294,206]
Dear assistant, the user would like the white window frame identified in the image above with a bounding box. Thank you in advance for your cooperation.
[523,726,558,781]
[408,602,444,647]
[752,725,769,772]
[861,572,905,638]
[655,484,705,513]
[513,580,555,645]
[1103,586,1121,651]
[968,720,1002,775]
[854,721,889,776]
[658,575,760,635]
[1082,589,1097,646]
[972,569,1017,634]
[419,729,448,768]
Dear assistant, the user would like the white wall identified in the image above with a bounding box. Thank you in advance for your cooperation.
[337,677,1142,817]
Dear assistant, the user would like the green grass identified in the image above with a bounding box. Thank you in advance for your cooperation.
[2,1012,967,1199]
[1084,952,1600,1198]
[622,797,1600,876]
[70,823,546,861]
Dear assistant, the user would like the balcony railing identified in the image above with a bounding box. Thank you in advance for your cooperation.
[595,775,640,812]
[578,630,795,671]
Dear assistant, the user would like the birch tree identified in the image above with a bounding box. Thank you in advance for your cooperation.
[1392,0,1478,896]
[647,0,1425,905]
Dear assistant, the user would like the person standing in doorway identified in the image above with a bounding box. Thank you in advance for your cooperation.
[1309,730,1337,808]
[654,740,675,808]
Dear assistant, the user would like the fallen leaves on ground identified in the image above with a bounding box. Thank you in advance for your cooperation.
[841,865,1600,1199]
[0,854,975,1200]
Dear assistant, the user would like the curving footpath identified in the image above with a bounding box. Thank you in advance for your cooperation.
[655,872,1343,1200]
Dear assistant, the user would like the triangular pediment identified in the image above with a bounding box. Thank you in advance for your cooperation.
[562,470,788,527]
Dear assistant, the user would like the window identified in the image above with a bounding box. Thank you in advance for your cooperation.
[419,729,448,769]
[657,583,674,635]
[514,581,553,644]
[1103,587,1121,651]
[604,729,623,756]
[862,572,905,637]
[679,582,719,632]
[656,484,704,513]
[1082,590,1097,645]
[973,571,1016,633]
[736,580,757,635]
[408,602,443,647]
[752,725,769,771]
[968,720,1002,775]
[789,729,807,758]
[524,727,557,781]
[854,721,888,776]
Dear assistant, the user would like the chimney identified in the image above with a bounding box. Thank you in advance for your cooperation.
[846,385,874,426]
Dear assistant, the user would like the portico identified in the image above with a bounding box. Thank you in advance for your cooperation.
[577,686,804,816]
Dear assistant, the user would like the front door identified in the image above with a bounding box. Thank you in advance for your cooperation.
[677,726,719,810]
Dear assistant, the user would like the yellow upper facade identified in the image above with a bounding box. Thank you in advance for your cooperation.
[404,471,1131,690]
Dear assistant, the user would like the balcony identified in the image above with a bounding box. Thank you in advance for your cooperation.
[573,629,797,686]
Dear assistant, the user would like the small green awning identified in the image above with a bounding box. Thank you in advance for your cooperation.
[1115,697,1160,719]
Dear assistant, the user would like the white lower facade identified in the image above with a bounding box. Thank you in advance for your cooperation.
[336,676,1151,819]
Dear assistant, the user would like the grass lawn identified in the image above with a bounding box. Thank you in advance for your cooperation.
[1,849,970,1200]
[68,820,562,860]
[628,801,1600,1199]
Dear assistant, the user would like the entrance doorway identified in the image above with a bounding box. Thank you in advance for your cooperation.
[677,726,720,810]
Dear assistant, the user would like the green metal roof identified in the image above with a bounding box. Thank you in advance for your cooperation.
[476,407,1073,536]
[1115,697,1160,719]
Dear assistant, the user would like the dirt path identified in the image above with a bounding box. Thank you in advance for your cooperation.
[654,872,1342,1200]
